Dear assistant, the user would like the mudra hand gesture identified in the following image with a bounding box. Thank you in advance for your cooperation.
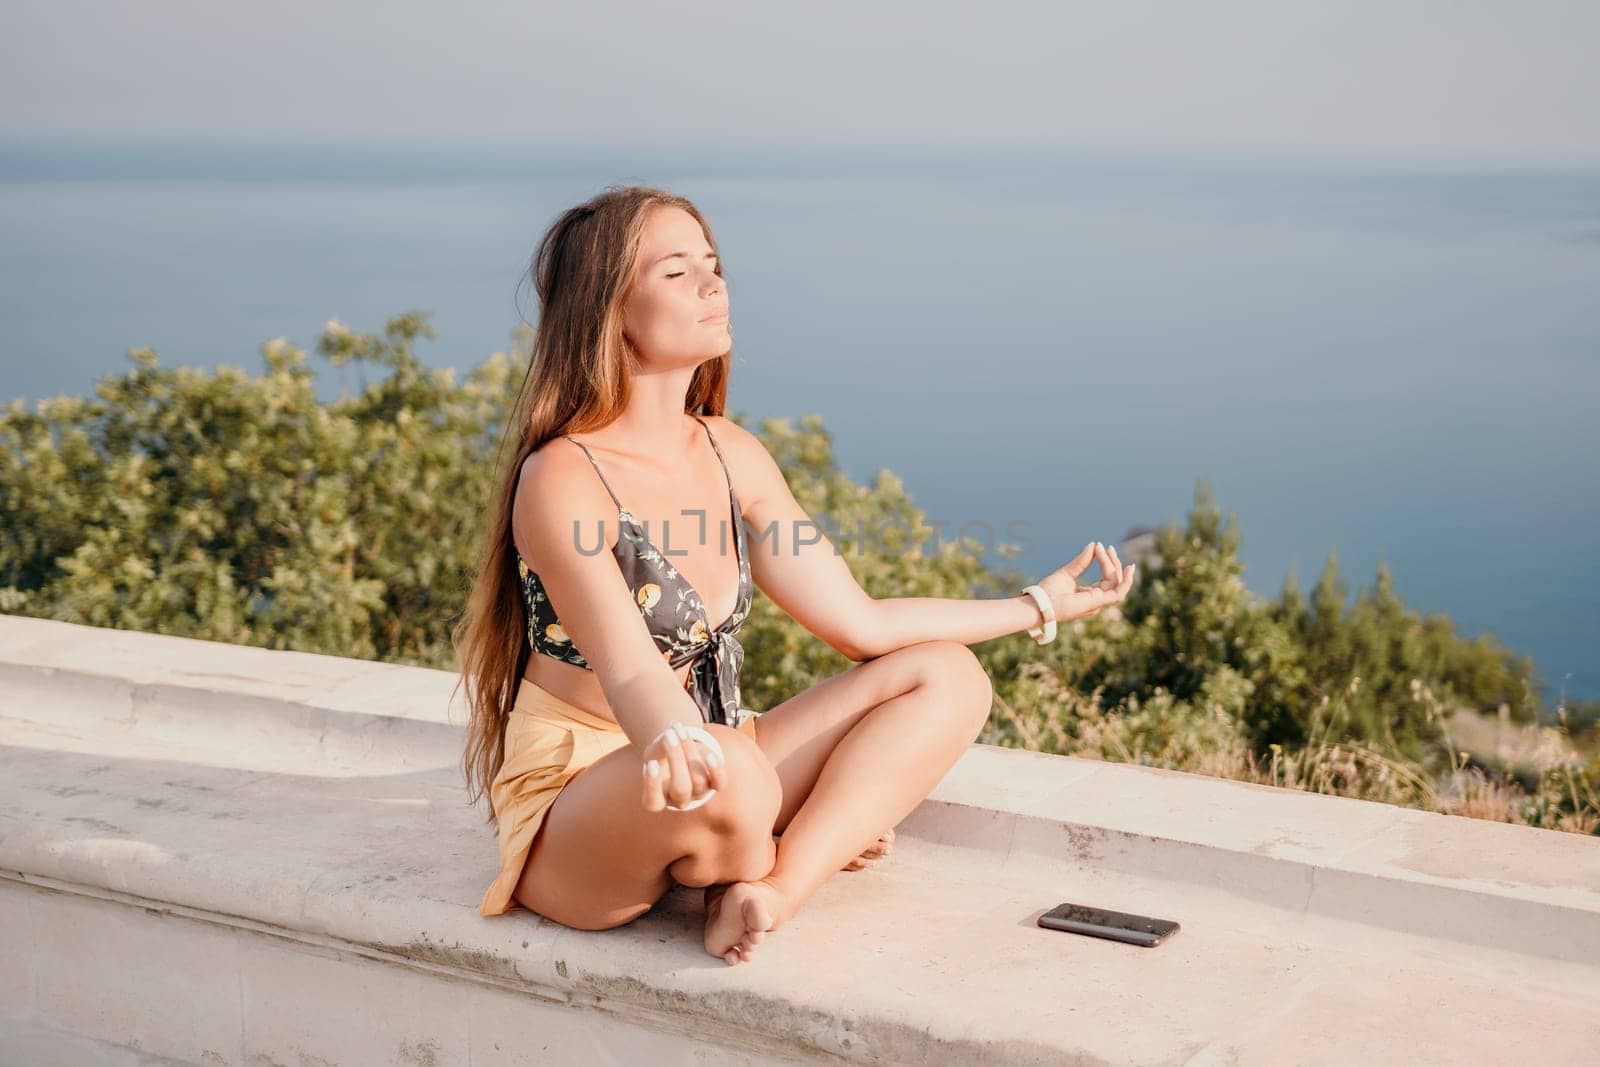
[640,720,726,813]
[1038,541,1137,623]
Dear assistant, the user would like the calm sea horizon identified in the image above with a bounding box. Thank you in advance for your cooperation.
[2,139,1595,703]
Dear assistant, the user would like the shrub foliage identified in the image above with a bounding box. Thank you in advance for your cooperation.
[4,314,1594,835]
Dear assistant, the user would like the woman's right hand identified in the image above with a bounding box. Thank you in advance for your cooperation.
[1036,541,1137,624]
[640,720,727,813]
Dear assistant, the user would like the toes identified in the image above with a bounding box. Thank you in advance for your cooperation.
[840,833,899,871]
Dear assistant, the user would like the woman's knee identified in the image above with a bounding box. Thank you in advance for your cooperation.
[907,641,993,730]
[668,724,782,887]
[698,722,782,827]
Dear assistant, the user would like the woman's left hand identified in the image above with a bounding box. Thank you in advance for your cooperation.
[1037,541,1136,624]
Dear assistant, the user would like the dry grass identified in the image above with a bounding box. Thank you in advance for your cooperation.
[981,662,1599,838]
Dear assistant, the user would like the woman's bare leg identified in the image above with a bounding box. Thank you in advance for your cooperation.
[516,720,782,931]
[704,640,993,963]
[773,827,896,872]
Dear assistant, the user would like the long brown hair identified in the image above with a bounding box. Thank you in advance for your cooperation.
[452,184,732,825]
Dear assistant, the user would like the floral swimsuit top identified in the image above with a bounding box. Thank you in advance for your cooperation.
[517,415,754,727]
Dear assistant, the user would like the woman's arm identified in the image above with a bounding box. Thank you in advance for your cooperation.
[514,446,710,755]
[851,541,1132,660]
[714,418,1072,662]
[845,593,1048,662]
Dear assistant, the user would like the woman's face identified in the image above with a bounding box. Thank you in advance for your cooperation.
[621,205,730,369]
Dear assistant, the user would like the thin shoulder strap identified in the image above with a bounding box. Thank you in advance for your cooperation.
[561,435,624,511]
[692,414,734,483]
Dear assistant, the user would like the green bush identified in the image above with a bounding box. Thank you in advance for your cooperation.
[3,312,1591,835]
[1,313,508,665]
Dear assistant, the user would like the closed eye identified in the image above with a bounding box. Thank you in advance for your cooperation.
[668,257,721,279]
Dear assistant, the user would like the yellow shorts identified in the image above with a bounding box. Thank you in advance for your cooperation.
[479,677,760,917]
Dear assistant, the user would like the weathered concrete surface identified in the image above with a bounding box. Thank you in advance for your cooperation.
[2,614,1597,1065]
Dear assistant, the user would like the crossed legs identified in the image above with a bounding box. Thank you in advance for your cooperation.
[514,640,993,965]
[702,640,993,963]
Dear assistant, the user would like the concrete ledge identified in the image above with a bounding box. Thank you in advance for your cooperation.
[3,614,1598,1064]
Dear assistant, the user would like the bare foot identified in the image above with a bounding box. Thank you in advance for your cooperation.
[842,828,895,872]
[703,878,788,966]
[771,828,896,873]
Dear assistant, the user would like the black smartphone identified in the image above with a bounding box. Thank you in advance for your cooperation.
[1037,902,1179,947]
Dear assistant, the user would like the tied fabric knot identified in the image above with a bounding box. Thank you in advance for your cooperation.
[686,627,745,727]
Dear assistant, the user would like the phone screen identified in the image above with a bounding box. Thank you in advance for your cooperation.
[1037,902,1180,947]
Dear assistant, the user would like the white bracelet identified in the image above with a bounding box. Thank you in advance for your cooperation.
[1020,583,1057,645]
[646,722,727,812]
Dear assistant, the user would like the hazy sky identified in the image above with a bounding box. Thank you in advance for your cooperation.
[4,0,1598,164]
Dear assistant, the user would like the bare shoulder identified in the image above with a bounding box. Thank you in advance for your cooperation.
[700,413,756,451]
[511,438,620,564]
[701,414,783,510]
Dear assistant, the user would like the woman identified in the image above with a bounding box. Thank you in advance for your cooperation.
[454,184,1137,967]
